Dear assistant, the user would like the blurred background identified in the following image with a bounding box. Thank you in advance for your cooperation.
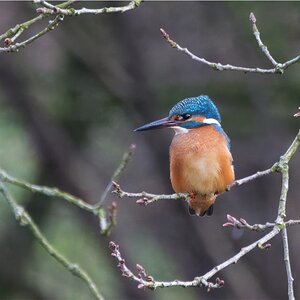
[0,1,299,299]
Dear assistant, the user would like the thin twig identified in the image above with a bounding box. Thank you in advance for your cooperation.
[231,168,274,187]
[0,181,104,300]
[223,214,300,232]
[160,12,300,75]
[249,12,278,66]
[96,144,136,208]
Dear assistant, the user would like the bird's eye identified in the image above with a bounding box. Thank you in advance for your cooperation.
[178,114,191,121]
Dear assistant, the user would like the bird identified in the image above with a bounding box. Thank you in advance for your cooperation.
[134,95,235,216]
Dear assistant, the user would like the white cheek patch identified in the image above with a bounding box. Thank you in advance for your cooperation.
[203,118,221,127]
[171,126,189,135]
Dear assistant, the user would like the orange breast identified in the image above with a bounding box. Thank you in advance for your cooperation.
[169,125,234,196]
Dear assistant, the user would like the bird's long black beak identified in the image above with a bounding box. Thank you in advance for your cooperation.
[134,117,177,132]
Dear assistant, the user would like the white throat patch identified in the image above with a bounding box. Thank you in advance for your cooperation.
[171,126,189,135]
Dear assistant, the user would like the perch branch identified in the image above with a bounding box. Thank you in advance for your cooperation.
[160,12,300,74]
[112,181,188,205]
[0,181,104,300]
[113,130,300,206]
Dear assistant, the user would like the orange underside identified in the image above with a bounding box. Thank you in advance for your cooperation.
[169,125,234,215]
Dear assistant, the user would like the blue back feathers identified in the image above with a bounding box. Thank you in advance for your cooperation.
[168,95,221,123]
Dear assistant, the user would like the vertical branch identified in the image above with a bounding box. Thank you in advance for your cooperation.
[275,141,296,300]
[276,165,289,222]
[282,227,295,300]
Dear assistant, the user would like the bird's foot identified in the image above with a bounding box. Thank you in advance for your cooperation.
[188,191,197,200]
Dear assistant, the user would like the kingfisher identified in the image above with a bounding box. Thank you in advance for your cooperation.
[135,95,235,216]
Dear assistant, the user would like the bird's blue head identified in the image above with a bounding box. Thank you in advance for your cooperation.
[135,95,222,132]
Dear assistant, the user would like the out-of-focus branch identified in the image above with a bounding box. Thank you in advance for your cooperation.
[0,168,95,212]
[96,144,136,208]
[0,145,135,296]
[0,144,135,235]
[111,131,300,296]
[0,0,142,53]
[0,14,64,53]
[160,12,300,74]
[0,181,104,300]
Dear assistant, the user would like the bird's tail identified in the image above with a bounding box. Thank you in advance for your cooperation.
[188,193,217,217]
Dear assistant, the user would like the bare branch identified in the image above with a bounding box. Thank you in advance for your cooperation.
[231,167,274,187]
[249,12,278,66]
[35,0,142,16]
[0,181,104,300]
[99,202,118,236]
[0,0,142,53]
[223,214,300,232]
[109,241,225,291]
[112,181,187,205]
[0,14,64,53]
[109,223,281,291]
[0,168,95,212]
[223,214,275,231]
[282,228,295,300]
[110,217,300,292]
[160,12,300,75]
